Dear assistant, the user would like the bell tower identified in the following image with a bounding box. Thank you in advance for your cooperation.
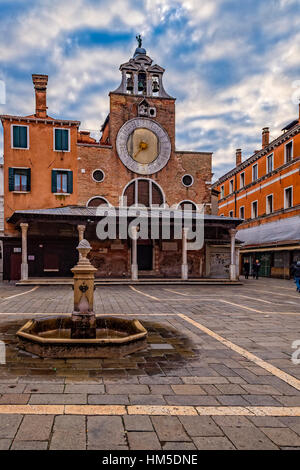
[112,36,173,99]
[109,37,176,157]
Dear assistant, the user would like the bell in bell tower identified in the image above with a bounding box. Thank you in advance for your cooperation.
[113,35,173,99]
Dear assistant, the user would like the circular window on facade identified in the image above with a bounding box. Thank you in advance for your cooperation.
[92,169,105,182]
[182,174,194,187]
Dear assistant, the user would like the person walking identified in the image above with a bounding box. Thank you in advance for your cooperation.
[252,259,261,280]
[294,261,300,293]
[243,259,250,279]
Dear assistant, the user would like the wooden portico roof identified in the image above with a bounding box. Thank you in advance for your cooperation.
[8,206,242,228]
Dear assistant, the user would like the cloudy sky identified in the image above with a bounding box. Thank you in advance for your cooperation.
[0,0,299,179]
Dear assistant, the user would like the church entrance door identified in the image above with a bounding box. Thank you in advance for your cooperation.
[137,241,153,271]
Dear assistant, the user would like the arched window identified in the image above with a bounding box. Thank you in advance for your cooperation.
[178,200,197,211]
[122,179,165,207]
[87,196,109,207]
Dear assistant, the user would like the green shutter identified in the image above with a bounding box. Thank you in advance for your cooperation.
[51,170,57,193]
[55,129,62,151]
[20,126,27,148]
[13,126,19,147]
[26,169,31,192]
[8,168,15,191]
[62,130,69,151]
[67,171,73,194]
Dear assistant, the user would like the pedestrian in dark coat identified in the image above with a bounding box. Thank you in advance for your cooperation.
[243,260,250,279]
[294,261,300,293]
[252,259,261,280]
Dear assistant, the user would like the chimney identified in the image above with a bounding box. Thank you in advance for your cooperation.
[32,74,48,118]
[262,127,270,148]
[236,148,242,166]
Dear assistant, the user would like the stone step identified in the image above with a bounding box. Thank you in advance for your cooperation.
[16,278,242,286]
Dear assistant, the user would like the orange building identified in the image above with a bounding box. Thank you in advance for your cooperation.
[1,43,241,282]
[212,108,300,278]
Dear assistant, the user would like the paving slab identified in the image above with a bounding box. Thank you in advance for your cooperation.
[50,415,86,450]
[15,415,54,441]
[151,416,191,442]
[87,416,127,450]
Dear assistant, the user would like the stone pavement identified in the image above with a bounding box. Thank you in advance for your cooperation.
[0,278,300,450]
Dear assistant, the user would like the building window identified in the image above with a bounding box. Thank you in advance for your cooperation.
[252,164,258,181]
[8,168,31,192]
[122,178,164,207]
[87,197,109,207]
[51,170,73,194]
[229,179,234,193]
[239,206,245,219]
[92,169,105,182]
[285,141,293,163]
[182,174,194,187]
[284,186,293,209]
[229,210,234,218]
[251,200,258,219]
[240,172,245,188]
[267,154,273,173]
[178,201,197,211]
[266,194,273,214]
[54,128,70,152]
[220,185,224,198]
[11,125,28,149]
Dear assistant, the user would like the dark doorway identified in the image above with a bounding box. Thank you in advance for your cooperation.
[10,253,22,280]
[137,243,153,270]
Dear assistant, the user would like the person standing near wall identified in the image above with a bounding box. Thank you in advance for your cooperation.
[294,261,300,293]
[252,259,261,280]
[243,259,250,279]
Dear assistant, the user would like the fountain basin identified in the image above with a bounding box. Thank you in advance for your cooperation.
[17,316,148,358]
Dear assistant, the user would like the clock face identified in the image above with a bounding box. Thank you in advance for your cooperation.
[116,118,171,175]
[127,128,159,164]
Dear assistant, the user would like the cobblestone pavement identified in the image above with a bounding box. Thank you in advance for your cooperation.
[0,278,300,450]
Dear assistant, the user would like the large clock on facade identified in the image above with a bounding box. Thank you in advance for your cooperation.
[116,118,171,175]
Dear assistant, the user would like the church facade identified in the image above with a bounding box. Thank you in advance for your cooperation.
[1,42,240,282]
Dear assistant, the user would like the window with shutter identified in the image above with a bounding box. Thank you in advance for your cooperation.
[52,170,73,194]
[12,125,28,149]
[8,168,31,191]
[54,129,69,151]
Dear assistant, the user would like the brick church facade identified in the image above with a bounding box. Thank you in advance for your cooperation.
[1,42,240,282]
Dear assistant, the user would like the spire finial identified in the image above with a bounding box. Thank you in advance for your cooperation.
[136,34,142,48]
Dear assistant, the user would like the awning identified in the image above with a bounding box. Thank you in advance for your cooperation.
[237,215,300,247]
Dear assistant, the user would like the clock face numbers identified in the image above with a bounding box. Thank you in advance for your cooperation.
[127,128,159,164]
[116,118,171,175]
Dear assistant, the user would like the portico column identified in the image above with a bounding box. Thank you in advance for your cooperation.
[229,228,237,280]
[181,227,189,280]
[131,226,138,281]
[20,223,29,281]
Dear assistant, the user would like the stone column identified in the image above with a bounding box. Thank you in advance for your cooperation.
[181,227,189,280]
[131,226,138,281]
[229,228,237,280]
[20,223,29,281]
[77,225,86,242]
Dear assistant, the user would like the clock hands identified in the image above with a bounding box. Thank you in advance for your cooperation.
[133,140,148,160]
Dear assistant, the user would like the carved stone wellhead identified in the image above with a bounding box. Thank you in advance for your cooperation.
[71,239,97,339]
